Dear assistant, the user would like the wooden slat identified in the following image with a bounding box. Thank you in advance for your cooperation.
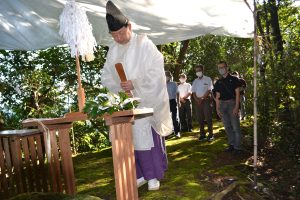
[0,138,9,196]
[50,130,63,193]
[21,137,34,192]
[3,138,14,195]
[43,130,57,192]
[35,135,48,192]
[111,125,122,200]
[118,124,127,199]
[123,124,131,199]
[125,123,138,199]
[124,124,132,200]
[10,137,23,193]
[28,136,41,191]
[58,128,76,195]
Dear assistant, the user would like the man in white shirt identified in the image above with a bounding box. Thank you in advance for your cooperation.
[192,64,214,141]
[178,73,193,132]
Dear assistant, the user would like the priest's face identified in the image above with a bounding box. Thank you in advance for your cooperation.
[110,24,132,45]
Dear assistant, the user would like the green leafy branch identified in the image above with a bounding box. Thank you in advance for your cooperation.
[83,87,139,119]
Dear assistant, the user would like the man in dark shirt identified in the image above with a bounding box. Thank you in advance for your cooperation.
[214,61,242,152]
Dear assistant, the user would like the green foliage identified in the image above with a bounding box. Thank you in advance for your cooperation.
[72,120,109,152]
[162,35,253,85]
[0,46,108,128]
[78,88,139,152]
[83,87,139,119]
[254,0,300,155]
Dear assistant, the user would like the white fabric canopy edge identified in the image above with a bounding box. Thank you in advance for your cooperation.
[0,0,254,51]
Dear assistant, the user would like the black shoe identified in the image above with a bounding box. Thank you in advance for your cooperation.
[207,135,214,142]
[198,135,206,141]
[224,145,234,152]
[233,148,243,155]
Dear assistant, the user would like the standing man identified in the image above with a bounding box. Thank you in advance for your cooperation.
[178,73,193,132]
[101,1,173,191]
[214,61,242,152]
[165,71,181,137]
[232,71,247,120]
[192,64,214,141]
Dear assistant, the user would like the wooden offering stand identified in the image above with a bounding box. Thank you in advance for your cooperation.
[22,112,88,196]
[0,129,44,199]
[104,108,153,200]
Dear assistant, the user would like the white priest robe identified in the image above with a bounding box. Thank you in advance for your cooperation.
[101,32,173,150]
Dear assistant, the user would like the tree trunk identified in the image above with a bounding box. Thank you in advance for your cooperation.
[268,0,291,121]
[174,40,189,81]
[268,0,283,54]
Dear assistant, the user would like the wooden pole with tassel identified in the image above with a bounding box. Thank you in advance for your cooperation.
[75,54,85,112]
[59,0,96,113]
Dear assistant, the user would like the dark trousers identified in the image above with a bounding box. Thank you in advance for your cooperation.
[169,99,180,134]
[195,98,213,137]
[179,99,192,131]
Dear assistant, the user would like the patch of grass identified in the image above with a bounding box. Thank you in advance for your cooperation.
[73,122,253,199]
[9,192,68,200]
[73,148,115,199]
[9,193,103,200]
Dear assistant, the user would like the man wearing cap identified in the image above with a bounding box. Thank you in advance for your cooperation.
[101,1,173,191]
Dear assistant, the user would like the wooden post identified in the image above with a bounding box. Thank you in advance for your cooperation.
[75,55,86,112]
[253,0,258,187]
[104,109,153,200]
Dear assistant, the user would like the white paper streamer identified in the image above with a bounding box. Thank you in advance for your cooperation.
[59,0,97,61]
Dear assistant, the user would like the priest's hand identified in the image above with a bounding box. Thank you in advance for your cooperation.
[120,80,134,92]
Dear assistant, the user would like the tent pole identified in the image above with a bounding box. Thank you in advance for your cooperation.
[253,0,258,188]
[75,55,86,112]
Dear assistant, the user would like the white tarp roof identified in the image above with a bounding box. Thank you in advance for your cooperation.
[0,0,254,51]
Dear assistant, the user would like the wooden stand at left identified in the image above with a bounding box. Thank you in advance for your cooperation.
[0,129,46,199]
[22,112,88,196]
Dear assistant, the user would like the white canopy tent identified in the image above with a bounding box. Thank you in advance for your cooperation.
[0,0,253,50]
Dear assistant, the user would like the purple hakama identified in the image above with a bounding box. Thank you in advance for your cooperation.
[134,128,168,180]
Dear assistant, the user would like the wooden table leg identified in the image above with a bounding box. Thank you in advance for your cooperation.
[58,128,76,195]
[110,123,138,200]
